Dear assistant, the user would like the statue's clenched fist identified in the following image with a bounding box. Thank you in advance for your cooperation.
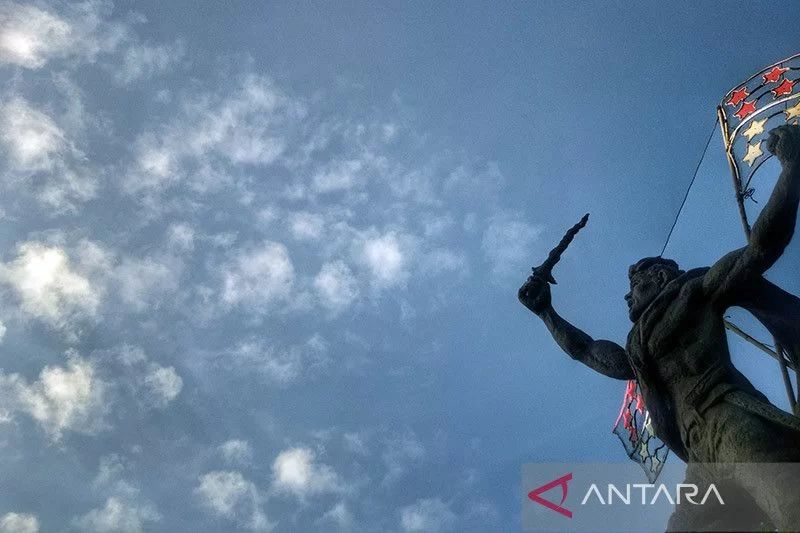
[767,125,800,165]
[518,275,552,315]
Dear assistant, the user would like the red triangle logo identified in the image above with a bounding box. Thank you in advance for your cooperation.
[528,473,573,518]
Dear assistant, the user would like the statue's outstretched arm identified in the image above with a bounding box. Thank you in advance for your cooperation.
[519,275,634,380]
[705,125,800,305]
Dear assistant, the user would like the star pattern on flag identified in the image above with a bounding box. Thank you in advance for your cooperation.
[772,78,795,98]
[763,66,789,84]
[727,87,749,107]
[743,141,763,166]
[743,118,767,140]
[786,101,800,120]
[734,100,757,120]
[639,441,650,462]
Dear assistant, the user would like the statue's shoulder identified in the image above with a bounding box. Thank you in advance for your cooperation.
[684,266,711,279]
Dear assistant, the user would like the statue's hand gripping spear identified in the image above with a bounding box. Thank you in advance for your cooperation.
[518,213,589,315]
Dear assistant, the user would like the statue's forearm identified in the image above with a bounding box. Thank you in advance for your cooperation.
[750,161,800,264]
[539,306,593,361]
[537,306,633,380]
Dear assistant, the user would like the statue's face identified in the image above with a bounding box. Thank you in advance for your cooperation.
[625,268,667,322]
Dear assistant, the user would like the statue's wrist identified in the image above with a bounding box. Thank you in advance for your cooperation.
[536,305,555,319]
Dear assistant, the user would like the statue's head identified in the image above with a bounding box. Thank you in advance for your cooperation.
[625,257,683,322]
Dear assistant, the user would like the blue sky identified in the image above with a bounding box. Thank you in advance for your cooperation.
[0,2,799,532]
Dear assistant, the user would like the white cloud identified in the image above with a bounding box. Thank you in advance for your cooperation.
[92,454,129,492]
[400,498,456,532]
[0,97,96,211]
[272,447,342,498]
[0,513,39,533]
[74,497,160,533]
[0,3,72,68]
[360,232,408,288]
[0,1,176,76]
[219,439,253,465]
[343,431,369,455]
[314,261,359,312]
[382,431,425,486]
[0,241,102,334]
[0,98,65,171]
[227,336,327,385]
[113,40,184,84]
[481,212,543,279]
[195,471,272,531]
[113,256,181,312]
[115,345,182,409]
[221,242,294,309]
[0,354,108,439]
[288,211,324,241]
[419,248,468,278]
[312,158,363,193]
[141,364,182,408]
[127,76,301,194]
[231,341,302,384]
[167,223,195,252]
[319,502,353,529]
[0,320,5,343]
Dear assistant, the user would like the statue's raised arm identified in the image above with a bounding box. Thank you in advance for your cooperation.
[518,222,634,381]
[704,125,800,307]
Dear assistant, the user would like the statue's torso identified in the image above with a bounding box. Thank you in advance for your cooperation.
[625,274,751,457]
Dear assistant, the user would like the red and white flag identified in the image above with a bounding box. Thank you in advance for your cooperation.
[718,53,800,196]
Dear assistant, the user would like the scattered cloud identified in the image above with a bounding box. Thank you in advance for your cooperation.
[112,40,185,85]
[272,447,343,498]
[230,341,302,385]
[481,211,543,279]
[73,497,160,533]
[0,98,65,172]
[84,452,161,533]
[221,336,328,385]
[314,260,359,313]
[126,75,302,195]
[113,256,182,312]
[419,248,468,278]
[0,241,101,334]
[360,232,410,288]
[319,502,353,529]
[0,353,108,440]
[0,2,72,68]
[195,471,272,531]
[312,158,364,193]
[167,223,195,252]
[140,364,182,408]
[115,345,182,409]
[382,431,425,486]
[219,439,253,465]
[221,242,294,310]
[400,498,456,532]
[0,97,96,211]
[0,513,39,533]
[288,211,324,241]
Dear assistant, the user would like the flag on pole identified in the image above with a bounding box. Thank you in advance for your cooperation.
[718,53,800,199]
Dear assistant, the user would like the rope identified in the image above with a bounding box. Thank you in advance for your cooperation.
[658,118,720,257]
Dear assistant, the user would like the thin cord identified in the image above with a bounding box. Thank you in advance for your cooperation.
[659,118,720,257]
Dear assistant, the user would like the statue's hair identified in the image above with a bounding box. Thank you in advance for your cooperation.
[628,256,684,281]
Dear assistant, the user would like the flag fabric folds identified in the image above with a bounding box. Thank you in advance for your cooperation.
[612,380,669,483]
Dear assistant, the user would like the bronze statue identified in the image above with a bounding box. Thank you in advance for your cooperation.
[519,125,800,531]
